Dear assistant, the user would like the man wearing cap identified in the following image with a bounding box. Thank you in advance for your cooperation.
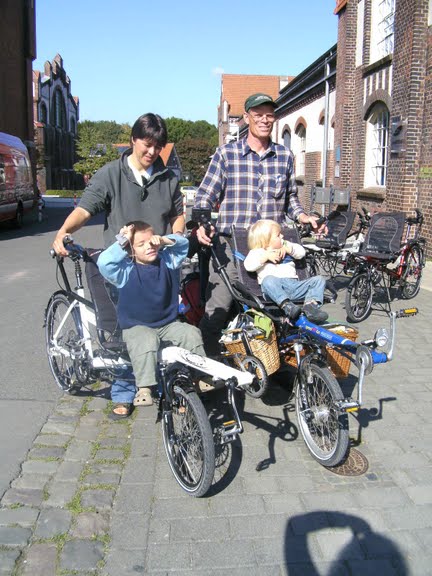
[193,92,322,355]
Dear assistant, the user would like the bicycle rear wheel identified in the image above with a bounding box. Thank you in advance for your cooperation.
[345,272,373,323]
[295,363,349,467]
[45,292,88,393]
[162,386,215,497]
[401,244,423,299]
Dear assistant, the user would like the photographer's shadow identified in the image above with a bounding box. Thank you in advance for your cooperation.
[284,511,408,575]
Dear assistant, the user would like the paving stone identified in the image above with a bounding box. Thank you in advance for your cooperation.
[1,488,44,507]
[83,472,121,486]
[113,483,152,514]
[81,488,115,510]
[43,480,78,508]
[80,411,106,425]
[0,548,20,574]
[191,540,257,570]
[99,437,129,448]
[95,448,125,461]
[33,434,70,447]
[87,397,108,410]
[28,446,65,459]
[146,541,192,571]
[40,420,76,435]
[20,542,57,576]
[121,457,156,484]
[0,525,32,546]
[71,511,110,538]
[63,438,93,461]
[314,528,364,561]
[60,539,104,571]
[21,459,60,475]
[11,474,51,490]
[74,425,100,441]
[347,558,405,576]
[405,485,432,505]
[0,507,39,527]
[103,548,147,576]
[55,460,83,482]
[110,512,150,548]
[34,508,72,538]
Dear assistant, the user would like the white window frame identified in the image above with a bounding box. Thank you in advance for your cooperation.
[364,103,389,187]
[295,124,306,177]
[370,0,395,63]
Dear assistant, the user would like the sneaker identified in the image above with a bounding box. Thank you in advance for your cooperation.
[302,303,328,324]
[281,301,301,322]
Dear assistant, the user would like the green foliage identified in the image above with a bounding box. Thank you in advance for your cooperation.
[176,138,215,185]
[74,122,122,177]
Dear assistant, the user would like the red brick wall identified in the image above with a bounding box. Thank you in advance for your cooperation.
[0,0,35,142]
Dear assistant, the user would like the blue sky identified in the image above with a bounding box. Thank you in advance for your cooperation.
[34,0,338,127]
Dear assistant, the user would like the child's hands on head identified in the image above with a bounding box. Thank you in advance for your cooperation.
[119,224,135,242]
[149,234,163,248]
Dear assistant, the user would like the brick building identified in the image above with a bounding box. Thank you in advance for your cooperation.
[33,54,79,192]
[333,0,432,249]
[0,0,36,161]
[273,46,337,211]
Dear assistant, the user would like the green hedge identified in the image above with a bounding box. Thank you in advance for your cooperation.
[45,190,84,197]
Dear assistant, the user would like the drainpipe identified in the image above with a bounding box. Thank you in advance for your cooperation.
[322,55,331,188]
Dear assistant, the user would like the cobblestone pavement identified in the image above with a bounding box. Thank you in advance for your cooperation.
[1,280,431,575]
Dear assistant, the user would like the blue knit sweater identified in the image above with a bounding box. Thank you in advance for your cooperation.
[97,235,188,329]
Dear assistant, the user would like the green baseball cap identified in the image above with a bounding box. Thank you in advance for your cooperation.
[244,93,277,112]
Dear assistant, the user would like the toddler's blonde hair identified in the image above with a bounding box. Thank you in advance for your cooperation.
[247,219,280,250]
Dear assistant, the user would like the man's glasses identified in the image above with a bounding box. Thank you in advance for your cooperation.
[248,112,276,122]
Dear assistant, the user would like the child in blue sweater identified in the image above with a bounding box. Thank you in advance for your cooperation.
[98,220,205,419]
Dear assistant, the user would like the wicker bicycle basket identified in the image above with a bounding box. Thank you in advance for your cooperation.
[283,324,358,379]
[223,325,281,376]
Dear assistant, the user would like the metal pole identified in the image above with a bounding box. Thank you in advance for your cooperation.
[322,57,330,189]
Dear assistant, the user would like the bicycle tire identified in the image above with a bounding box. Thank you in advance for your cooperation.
[345,272,373,323]
[45,292,88,393]
[162,386,215,497]
[237,355,269,399]
[401,244,423,299]
[295,363,349,467]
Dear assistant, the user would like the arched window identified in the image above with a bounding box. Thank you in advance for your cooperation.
[54,89,67,129]
[282,128,291,149]
[40,103,47,124]
[364,102,389,187]
[70,117,76,134]
[295,124,306,177]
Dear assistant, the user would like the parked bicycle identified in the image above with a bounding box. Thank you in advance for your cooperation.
[301,207,371,279]
[44,237,256,497]
[345,208,426,323]
[191,209,418,467]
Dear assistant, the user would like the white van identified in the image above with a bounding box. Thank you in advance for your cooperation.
[0,132,36,227]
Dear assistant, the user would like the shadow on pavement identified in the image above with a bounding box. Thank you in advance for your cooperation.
[284,510,408,574]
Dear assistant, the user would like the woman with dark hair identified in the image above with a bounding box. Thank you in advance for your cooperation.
[52,113,185,417]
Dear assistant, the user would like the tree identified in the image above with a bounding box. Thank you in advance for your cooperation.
[74,122,119,177]
[176,138,215,184]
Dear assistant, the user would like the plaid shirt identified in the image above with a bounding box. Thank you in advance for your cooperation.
[194,137,305,234]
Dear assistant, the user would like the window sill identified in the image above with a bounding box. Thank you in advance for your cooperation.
[358,187,386,200]
[362,54,393,76]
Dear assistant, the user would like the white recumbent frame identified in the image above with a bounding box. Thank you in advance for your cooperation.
[52,285,254,388]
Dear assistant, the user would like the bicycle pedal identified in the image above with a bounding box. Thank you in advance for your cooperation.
[223,420,235,427]
[335,399,360,412]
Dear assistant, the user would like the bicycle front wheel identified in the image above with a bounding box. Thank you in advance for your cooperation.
[45,292,87,393]
[295,363,349,467]
[345,272,373,323]
[401,244,424,299]
[162,386,215,497]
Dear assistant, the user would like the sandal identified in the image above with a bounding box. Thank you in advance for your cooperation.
[108,402,133,420]
[133,387,153,407]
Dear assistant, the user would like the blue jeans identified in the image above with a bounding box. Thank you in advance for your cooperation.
[111,365,136,404]
[261,275,326,307]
